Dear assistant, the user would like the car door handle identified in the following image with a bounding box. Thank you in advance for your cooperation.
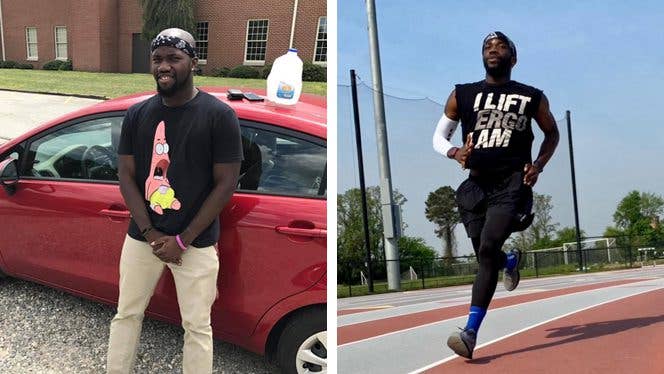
[276,226,327,238]
[99,209,130,218]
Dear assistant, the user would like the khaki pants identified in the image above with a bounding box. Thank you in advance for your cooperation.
[107,235,219,374]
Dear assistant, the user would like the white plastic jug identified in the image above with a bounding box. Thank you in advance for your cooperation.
[267,48,303,106]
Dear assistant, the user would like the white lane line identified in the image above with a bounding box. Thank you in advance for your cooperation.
[339,279,642,327]
[342,305,393,311]
[407,283,664,374]
[338,278,658,349]
[339,273,646,310]
[340,275,653,325]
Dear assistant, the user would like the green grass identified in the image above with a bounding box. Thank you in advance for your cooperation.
[0,69,326,98]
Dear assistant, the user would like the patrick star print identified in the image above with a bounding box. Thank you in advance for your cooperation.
[145,121,181,215]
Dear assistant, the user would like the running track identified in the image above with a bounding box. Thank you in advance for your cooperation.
[337,266,664,373]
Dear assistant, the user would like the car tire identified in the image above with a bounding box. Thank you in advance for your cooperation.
[276,306,327,374]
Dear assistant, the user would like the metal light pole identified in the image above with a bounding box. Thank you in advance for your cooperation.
[350,69,374,292]
[566,110,584,272]
[365,0,400,290]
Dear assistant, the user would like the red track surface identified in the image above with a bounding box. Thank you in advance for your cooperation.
[339,278,648,345]
[429,288,664,373]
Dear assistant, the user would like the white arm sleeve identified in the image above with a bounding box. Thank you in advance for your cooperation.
[432,114,459,157]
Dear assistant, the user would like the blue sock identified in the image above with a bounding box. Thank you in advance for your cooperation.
[505,251,518,271]
[465,306,487,332]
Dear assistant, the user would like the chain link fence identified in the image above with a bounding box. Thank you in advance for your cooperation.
[338,241,664,298]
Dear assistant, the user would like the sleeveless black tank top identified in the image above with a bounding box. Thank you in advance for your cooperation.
[455,80,543,173]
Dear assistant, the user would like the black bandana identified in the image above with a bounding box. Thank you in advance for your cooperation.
[151,35,197,58]
[483,31,517,58]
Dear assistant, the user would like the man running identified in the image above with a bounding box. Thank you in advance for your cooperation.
[432,31,559,359]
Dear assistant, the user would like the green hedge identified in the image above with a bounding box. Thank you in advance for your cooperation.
[211,67,231,77]
[260,64,273,79]
[228,65,260,79]
[43,59,73,71]
[0,60,34,69]
[210,62,325,82]
[302,62,326,82]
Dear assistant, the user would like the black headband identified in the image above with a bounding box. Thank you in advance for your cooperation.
[483,31,517,58]
[151,34,197,58]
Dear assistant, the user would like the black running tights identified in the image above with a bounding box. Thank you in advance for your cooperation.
[470,211,512,309]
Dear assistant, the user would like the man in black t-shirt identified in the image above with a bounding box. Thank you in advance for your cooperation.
[106,28,242,374]
[432,32,559,359]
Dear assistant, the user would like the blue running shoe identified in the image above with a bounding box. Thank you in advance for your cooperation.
[503,248,522,291]
[446,328,477,359]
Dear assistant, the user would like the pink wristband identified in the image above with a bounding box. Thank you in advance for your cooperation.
[175,234,187,251]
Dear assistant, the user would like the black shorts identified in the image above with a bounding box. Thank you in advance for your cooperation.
[455,170,533,238]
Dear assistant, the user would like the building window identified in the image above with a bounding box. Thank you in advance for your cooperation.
[55,26,68,60]
[314,17,327,65]
[195,21,208,64]
[245,19,269,65]
[26,27,38,61]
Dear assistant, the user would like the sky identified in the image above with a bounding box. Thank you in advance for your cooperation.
[337,0,664,256]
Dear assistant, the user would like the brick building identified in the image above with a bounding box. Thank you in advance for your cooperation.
[0,0,327,74]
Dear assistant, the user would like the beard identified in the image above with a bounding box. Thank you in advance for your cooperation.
[483,56,512,79]
[156,69,192,97]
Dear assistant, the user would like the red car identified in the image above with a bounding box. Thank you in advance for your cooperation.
[0,87,327,374]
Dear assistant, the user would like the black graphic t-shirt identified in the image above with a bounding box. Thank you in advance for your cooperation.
[118,90,243,247]
[455,80,543,173]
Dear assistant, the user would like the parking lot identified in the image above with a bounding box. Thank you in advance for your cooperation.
[0,90,102,143]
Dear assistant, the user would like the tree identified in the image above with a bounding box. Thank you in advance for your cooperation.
[508,192,559,251]
[337,186,407,284]
[425,186,460,260]
[508,230,533,252]
[613,191,663,230]
[398,236,437,272]
[610,191,664,248]
[140,0,196,41]
[551,226,587,247]
[530,193,559,249]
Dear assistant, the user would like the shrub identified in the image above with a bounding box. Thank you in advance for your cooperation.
[43,60,64,70]
[211,67,231,77]
[43,59,72,71]
[0,60,18,68]
[228,65,260,79]
[60,59,73,70]
[302,62,326,82]
[260,63,272,79]
[0,60,34,69]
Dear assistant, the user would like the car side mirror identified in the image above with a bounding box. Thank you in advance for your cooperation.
[0,158,18,195]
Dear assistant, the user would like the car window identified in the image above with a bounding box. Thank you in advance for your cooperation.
[239,125,326,198]
[25,116,124,182]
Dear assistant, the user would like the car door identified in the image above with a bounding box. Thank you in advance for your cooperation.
[213,120,327,338]
[0,114,130,301]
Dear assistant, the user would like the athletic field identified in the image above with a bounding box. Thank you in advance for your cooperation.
[338,266,664,373]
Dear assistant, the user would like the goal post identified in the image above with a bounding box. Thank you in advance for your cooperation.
[563,238,618,267]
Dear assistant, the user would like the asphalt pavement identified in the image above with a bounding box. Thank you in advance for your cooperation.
[0,90,102,144]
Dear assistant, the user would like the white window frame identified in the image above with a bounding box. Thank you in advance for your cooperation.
[313,16,327,66]
[244,19,269,66]
[195,21,208,65]
[54,26,68,61]
[25,27,38,61]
